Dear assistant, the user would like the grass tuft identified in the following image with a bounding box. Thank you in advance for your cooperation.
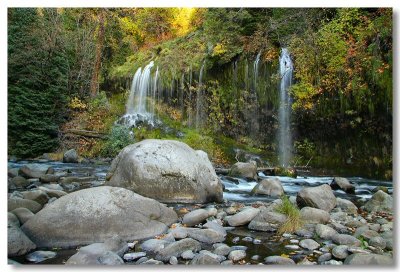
[274,195,303,235]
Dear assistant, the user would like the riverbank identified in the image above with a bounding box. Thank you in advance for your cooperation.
[7,144,393,265]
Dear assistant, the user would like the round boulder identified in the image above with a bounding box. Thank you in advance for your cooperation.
[251,177,284,197]
[21,186,177,248]
[297,184,336,212]
[105,140,223,203]
[63,149,79,163]
[363,190,393,212]
[230,161,257,180]
[330,177,355,194]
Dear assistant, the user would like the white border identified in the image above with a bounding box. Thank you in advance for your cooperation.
[1,1,399,272]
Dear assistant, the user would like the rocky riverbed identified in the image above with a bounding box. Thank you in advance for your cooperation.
[7,141,394,266]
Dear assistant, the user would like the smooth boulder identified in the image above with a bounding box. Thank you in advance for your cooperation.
[330,177,355,194]
[63,149,79,163]
[22,186,177,248]
[248,207,287,232]
[300,207,330,224]
[105,140,223,203]
[251,178,284,196]
[230,161,257,180]
[297,184,336,212]
[226,207,260,227]
[363,190,393,212]
[8,224,36,257]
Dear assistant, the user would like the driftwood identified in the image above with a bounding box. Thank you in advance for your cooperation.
[63,129,107,139]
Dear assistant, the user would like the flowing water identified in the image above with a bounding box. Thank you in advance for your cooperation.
[119,61,156,127]
[196,61,205,130]
[278,48,293,167]
[7,160,392,264]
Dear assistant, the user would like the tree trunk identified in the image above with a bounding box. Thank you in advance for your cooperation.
[90,11,105,97]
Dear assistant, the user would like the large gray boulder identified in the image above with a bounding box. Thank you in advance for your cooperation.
[63,149,79,163]
[251,178,284,196]
[330,177,355,194]
[297,184,336,212]
[21,186,177,248]
[105,140,223,203]
[363,190,393,212]
[230,161,257,180]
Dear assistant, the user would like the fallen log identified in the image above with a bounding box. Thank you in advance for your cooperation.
[63,129,107,139]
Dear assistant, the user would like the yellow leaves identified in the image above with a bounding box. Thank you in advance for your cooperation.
[170,8,196,37]
[212,43,227,57]
[280,254,290,258]
[69,97,87,111]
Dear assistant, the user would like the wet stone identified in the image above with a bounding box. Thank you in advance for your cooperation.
[123,252,146,262]
[318,253,332,263]
[253,239,262,244]
[242,236,253,242]
[26,251,56,263]
[181,250,195,260]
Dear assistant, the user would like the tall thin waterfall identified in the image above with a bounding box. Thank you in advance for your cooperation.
[120,61,156,127]
[196,61,205,130]
[136,61,154,113]
[151,66,159,120]
[253,51,261,90]
[126,67,142,114]
[278,48,293,167]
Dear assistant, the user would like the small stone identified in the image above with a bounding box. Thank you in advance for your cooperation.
[253,239,262,244]
[135,257,148,264]
[213,245,231,256]
[285,245,300,250]
[221,260,233,265]
[290,239,299,244]
[181,250,195,260]
[299,239,320,250]
[251,255,260,261]
[169,256,178,265]
[332,245,349,259]
[369,236,386,249]
[230,245,247,251]
[242,236,253,242]
[264,256,295,265]
[26,251,56,263]
[123,252,146,261]
[318,253,332,263]
[232,237,240,243]
[321,260,343,265]
[228,250,246,261]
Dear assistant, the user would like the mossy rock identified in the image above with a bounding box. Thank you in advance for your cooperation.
[274,167,297,178]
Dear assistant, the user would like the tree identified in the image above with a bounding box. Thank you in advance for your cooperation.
[90,9,106,97]
[8,8,68,157]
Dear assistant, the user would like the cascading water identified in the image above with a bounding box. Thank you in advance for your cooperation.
[151,66,159,121]
[253,51,261,90]
[196,61,205,130]
[278,48,293,167]
[119,61,157,127]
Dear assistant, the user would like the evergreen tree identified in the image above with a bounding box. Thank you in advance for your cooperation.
[8,8,68,157]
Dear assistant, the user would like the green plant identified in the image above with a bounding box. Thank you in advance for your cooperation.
[102,125,134,157]
[89,91,110,111]
[274,195,303,235]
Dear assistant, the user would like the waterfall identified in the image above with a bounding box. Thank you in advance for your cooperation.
[196,61,205,130]
[136,61,154,113]
[253,51,261,91]
[126,67,142,114]
[151,66,159,121]
[278,48,293,167]
[119,61,156,127]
